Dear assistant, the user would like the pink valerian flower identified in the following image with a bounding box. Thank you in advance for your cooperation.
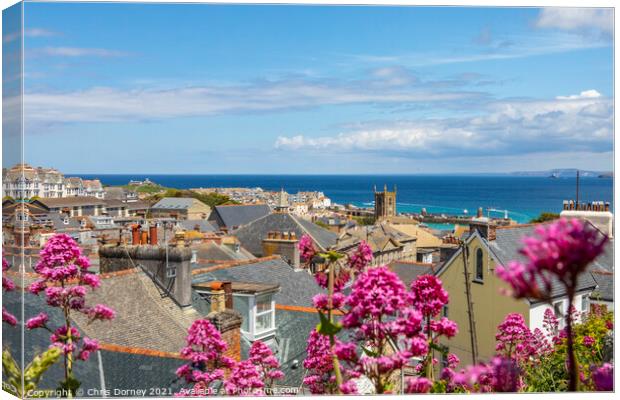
[313,268,350,292]
[582,335,595,347]
[409,275,449,318]
[605,320,613,330]
[446,353,460,369]
[25,312,49,330]
[405,377,432,393]
[303,330,339,394]
[312,292,345,312]
[224,360,265,396]
[88,304,116,321]
[2,307,17,326]
[495,313,538,363]
[298,234,316,263]
[347,240,373,273]
[543,308,559,336]
[339,380,358,394]
[177,319,235,395]
[450,357,521,393]
[591,363,613,391]
[77,338,99,361]
[27,234,114,384]
[247,341,284,388]
[430,317,458,338]
[489,356,521,392]
[2,254,17,326]
[530,328,553,356]
[496,218,607,301]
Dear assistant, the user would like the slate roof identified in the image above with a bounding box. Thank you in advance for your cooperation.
[192,241,255,266]
[336,222,415,253]
[209,204,271,230]
[192,257,323,307]
[178,219,217,233]
[152,198,197,210]
[389,261,436,286]
[233,213,338,256]
[37,197,106,208]
[71,270,200,353]
[485,223,612,303]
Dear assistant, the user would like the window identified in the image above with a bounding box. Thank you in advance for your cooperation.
[234,295,251,332]
[442,305,449,318]
[255,294,275,335]
[166,265,177,278]
[475,248,484,282]
[553,301,565,329]
[581,295,590,314]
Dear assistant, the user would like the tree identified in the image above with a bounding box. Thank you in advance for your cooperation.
[530,212,560,223]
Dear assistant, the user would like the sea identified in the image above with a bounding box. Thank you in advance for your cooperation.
[76,174,613,225]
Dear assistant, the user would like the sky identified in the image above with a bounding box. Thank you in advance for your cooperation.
[3,3,614,174]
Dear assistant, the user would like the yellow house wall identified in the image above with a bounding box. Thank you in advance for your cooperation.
[187,201,212,220]
[438,235,530,364]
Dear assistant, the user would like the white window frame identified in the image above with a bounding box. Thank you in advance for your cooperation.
[232,292,276,341]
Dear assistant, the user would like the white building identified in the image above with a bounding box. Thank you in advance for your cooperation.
[2,163,105,199]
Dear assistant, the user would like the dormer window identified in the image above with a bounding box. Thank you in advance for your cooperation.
[232,291,276,341]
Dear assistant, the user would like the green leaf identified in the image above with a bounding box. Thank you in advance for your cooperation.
[58,374,81,397]
[316,311,342,336]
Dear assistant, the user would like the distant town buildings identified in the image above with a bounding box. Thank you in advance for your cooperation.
[2,163,105,199]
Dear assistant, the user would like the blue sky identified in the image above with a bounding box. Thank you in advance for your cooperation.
[6,3,614,173]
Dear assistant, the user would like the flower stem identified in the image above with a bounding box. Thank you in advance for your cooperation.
[327,262,343,393]
[566,295,577,391]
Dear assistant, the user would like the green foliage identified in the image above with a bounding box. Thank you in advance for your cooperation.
[317,311,342,336]
[523,307,613,392]
[353,216,376,226]
[146,189,238,208]
[123,183,167,194]
[530,212,560,223]
[2,346,62,397]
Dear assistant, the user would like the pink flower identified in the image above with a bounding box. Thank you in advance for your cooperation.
[543,308,559,336]
[495,313,537,361]
[405,377,432,393]
[77,338,99,361]
[88,304,116,321]
[81,273,101,289]
[582,335,595,347]
[431,317,458,338]
[605,320,613,330]
[497,218,607,301]
[348,240,373,272]
[339,380,358,394]
[2,276,15,292]
[298,234,316,263]
[447,353,460,369]
[490,356,521,392]
[247,341,284,386]
[26,312,49,330]
[2,307,17,326]
[28,279,47,295]
[224,360,264,396]
[591,363,613,391]
[410,275,449,318]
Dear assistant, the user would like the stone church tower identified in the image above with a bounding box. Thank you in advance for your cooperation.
[374,184,396,220]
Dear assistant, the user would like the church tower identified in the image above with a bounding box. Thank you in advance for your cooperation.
[374,184,397,220]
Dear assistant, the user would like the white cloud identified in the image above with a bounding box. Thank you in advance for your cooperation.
[3,27,58,43]
[30,46,129,57]
[556,89,602,100]
[536,8,613,36]
[275,91,613,158]
[22,78,482,126]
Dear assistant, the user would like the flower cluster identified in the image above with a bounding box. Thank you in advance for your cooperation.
[449,356,521,393]
[25,235,114,367]
[495,313,538,362]
[591,363,613,391]
[298,235,316,262]
[410,275,449,318]
[247,341,284,387]
[496,218,607,301]
[303,330,342,394]
[347,240,373,273]
[2,254,17,326]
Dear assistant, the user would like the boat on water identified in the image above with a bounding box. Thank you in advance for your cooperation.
[549,173,559,179]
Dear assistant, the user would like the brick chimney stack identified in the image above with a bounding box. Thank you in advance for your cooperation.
[149,225,158,245]
[262,230,300,269]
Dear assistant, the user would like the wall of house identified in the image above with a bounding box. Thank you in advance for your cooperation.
[437,235,530,364]
[187,201,212,220]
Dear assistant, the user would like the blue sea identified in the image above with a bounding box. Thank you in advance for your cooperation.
[76,174,613,224]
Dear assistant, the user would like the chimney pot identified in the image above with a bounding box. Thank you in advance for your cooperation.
[132,225,140,245]
[149,225,158,245]
[140,231,148,245]
[605,202,610,211]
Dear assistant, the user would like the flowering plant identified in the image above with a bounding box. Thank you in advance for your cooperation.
[496,218,609,391]
[25,234,115,395]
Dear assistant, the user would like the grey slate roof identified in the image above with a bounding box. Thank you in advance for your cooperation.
[152,198,196,210]
[193,257,323,307]
[178,219,217,233]
[193,241,255,264]
[486,223,611,303]
[70,270,200,353]
[209,204,271,230]
[233,213,338,256]
[389,261,435,286]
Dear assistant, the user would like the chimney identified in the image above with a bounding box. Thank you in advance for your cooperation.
[132,225,140,245]
[140,231,148,245]
[210,281,226,313]
[223,281,233,309]
[476,207,483,218]
[262,231,300,270]
[98,245,194,308]
[175,232,185,248]
[149,225,158,245]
